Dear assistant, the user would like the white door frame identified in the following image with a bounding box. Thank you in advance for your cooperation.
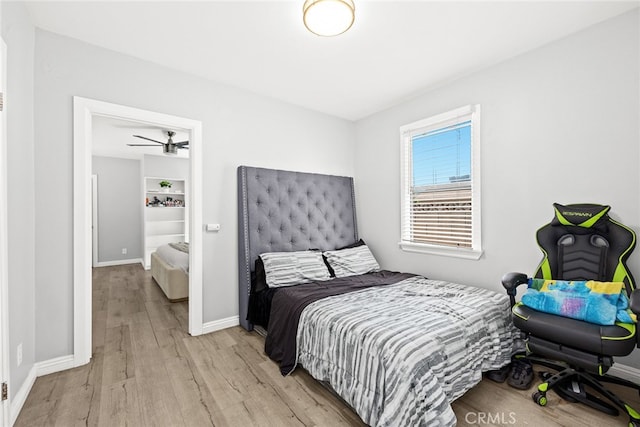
[0,38,10,426]
[73,97,204,366]
[91,175,98,268]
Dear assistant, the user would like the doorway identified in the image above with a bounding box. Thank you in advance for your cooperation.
[73,97,203,367]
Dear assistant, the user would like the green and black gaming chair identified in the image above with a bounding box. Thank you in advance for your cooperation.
[502,203,640,425]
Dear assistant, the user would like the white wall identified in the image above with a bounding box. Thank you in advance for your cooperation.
[355,10,640,365]
[92,156,143,263]
[2,0,36,409]
[24,1,640,372]
[33,30,355,361]
[143,154,188,179]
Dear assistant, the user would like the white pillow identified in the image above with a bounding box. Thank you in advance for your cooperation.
[323,245,380,278]
[260,250,331,288]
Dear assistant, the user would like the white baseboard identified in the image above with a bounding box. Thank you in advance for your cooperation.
[202,316,239,334]
[10,365,36,426]
[35,354,75,377]
[9,355,75,425]
[94,258,143,268]
[609,362,640,383]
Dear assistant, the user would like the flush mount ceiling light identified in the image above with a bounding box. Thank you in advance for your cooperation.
[303,0,355,37]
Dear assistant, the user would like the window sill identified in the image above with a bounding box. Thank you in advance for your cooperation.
[398,242,483,260]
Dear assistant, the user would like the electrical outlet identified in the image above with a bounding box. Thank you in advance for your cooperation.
[17,343,22,367]
[122,248,127,255]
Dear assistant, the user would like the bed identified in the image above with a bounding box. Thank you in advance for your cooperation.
[150,243,189,302]
[237,166,516,426]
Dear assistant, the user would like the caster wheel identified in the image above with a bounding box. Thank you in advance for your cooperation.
[532,391,547,406]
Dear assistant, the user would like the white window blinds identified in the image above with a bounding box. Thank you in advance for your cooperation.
[400,105,482,258]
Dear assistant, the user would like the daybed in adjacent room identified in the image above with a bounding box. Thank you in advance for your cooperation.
[237,166,518,426]
[151,242,189,302]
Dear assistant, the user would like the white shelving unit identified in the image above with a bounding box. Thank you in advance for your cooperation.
[143,177,188,269]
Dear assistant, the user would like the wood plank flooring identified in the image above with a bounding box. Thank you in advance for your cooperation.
[15,264,640,426]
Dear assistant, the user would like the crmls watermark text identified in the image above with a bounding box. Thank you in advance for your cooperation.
[464,411,517,425]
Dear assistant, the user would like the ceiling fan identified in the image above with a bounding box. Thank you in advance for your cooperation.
[127,130,188,155]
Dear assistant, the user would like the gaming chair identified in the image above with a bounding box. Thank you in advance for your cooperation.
[502,203,640,425]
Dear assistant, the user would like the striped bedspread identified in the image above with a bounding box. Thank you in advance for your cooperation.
[296,276,517,426]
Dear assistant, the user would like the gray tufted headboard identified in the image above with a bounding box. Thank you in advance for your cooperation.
[237,166,358,331]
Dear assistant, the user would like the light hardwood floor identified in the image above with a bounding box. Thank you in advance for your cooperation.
[15,264,640,426]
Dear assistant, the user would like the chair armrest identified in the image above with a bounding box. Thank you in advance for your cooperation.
[501,272,529,307]
[630,289,640,316]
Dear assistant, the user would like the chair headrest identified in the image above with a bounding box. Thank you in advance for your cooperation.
[551,203,611,229]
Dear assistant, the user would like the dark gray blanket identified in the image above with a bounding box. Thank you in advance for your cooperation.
[265,270,416,375]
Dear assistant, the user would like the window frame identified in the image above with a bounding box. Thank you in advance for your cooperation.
[399,104,483,260]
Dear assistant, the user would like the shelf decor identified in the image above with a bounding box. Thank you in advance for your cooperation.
[159,180,172,192]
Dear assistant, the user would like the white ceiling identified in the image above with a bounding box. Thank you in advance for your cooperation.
[24,1,639,121]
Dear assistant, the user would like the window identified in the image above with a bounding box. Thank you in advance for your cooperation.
[399,105,482,259]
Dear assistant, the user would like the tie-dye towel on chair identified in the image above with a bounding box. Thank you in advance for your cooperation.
[521,279,636,325]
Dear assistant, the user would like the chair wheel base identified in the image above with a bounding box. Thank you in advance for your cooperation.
[532,391,547,406]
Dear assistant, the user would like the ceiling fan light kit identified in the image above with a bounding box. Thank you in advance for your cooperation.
[127,130,189,155]
[303,0,355,37]
[163,144,178,155]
